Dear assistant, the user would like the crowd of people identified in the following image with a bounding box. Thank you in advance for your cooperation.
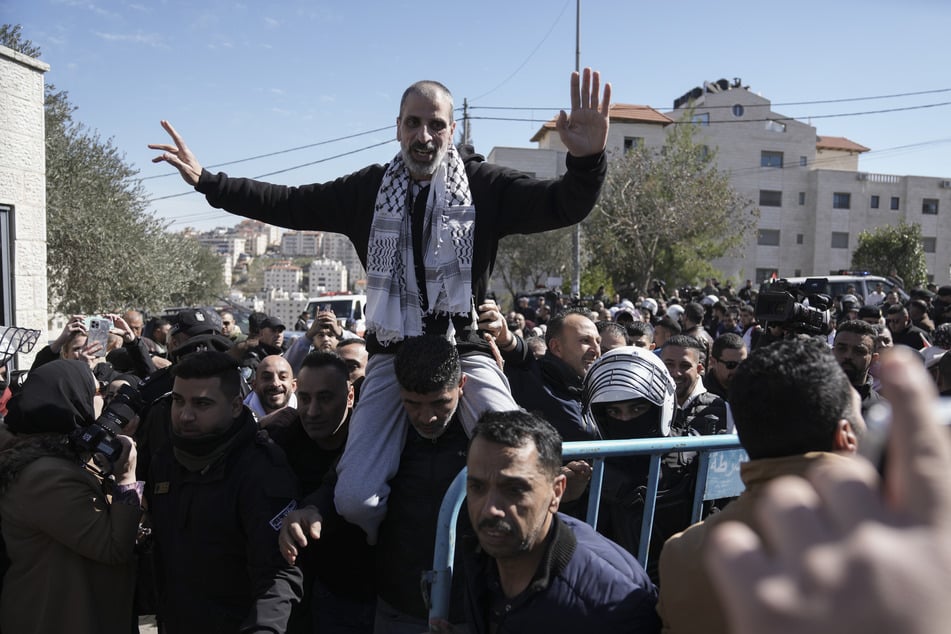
[0,66,948,634]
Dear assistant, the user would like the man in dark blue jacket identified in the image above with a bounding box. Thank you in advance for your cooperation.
[461,410,660,633]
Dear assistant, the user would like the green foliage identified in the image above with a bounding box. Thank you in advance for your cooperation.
[0,24,40,57]
[583,117,758,295]
[3,24,226,313]
[851,221,928,289]
[491,227,574,308]
[578,261,613,300]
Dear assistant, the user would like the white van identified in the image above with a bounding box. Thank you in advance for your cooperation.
[764,274,908,305]
[305,294,367,336]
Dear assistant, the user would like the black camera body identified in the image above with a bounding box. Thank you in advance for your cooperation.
[755,279,832,336]
[70,383,143,475]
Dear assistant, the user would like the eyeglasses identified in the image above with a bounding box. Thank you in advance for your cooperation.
[222,321,233,326]
[716,358,741,370]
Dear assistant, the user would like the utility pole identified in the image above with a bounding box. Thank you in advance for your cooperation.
[462,98,471,146]
[571,0,582,298]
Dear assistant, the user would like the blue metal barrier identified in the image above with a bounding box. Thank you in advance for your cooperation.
[425,434,745,623]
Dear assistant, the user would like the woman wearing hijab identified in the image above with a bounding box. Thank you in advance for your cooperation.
[0,359,142,634]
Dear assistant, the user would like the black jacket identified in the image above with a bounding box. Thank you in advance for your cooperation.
[375,416,469,622]
[502,341,596,443]
[196,151,606,357]
[146,411,303,633]
[674,391,728,437]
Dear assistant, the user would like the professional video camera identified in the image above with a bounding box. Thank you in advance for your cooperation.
[70,383,143,475]
[754,278,832,336]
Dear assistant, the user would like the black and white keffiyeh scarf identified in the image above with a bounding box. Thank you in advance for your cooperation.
[366,144,475,345]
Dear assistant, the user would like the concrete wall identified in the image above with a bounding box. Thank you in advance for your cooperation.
[0,45,49,369]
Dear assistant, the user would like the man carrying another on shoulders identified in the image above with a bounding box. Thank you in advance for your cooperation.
[151,69,612,544]
[279,336,472,634]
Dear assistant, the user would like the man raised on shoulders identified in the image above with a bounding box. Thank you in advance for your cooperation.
[151,69,612,543]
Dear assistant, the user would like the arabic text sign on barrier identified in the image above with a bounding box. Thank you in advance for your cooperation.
[703,448,749,500]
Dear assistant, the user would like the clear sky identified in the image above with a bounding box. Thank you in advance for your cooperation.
[4,0,950,231]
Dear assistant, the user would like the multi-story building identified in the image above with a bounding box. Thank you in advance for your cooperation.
[195,229,248,270]
[503,79,950,285]
[281,230,322,257]
[263,289,310,330]
[322,232,366,288]
[219,255,233,289]
[235,219,281,248]
[309,258,348,294]
[264,261,303,292]
[244,233,268,257]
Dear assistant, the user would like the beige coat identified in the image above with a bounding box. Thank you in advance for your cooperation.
[656,452,852,634]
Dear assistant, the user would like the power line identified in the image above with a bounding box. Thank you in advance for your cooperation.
[142,125,393,181]
[146,88,951,190]
[465,99,951,125]
[159,136,951,230]
[147,92,951,215]
[470,0,572,103]
[466,87,951,113]
[146,138,396,204]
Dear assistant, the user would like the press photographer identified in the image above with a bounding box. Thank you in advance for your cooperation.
[0,359,143,633]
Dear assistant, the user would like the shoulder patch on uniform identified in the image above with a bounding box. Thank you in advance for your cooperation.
[269,499,298,531]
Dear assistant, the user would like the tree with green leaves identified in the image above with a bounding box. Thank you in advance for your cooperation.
[491,227,574,308]
[851,221,928,289]
[583,117,757,295]
[2,24,225,314]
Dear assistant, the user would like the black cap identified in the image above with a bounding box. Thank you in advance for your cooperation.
[259,316,286,332]
[169,308,221,337]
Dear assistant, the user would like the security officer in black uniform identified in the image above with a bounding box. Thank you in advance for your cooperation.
[146,351,302,633]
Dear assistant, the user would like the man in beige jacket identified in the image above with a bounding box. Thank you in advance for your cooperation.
[656,337,864,634]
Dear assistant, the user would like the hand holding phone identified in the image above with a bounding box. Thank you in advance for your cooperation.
[85,316,113,357]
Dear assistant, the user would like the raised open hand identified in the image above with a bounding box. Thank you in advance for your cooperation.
[556,67,612,158]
